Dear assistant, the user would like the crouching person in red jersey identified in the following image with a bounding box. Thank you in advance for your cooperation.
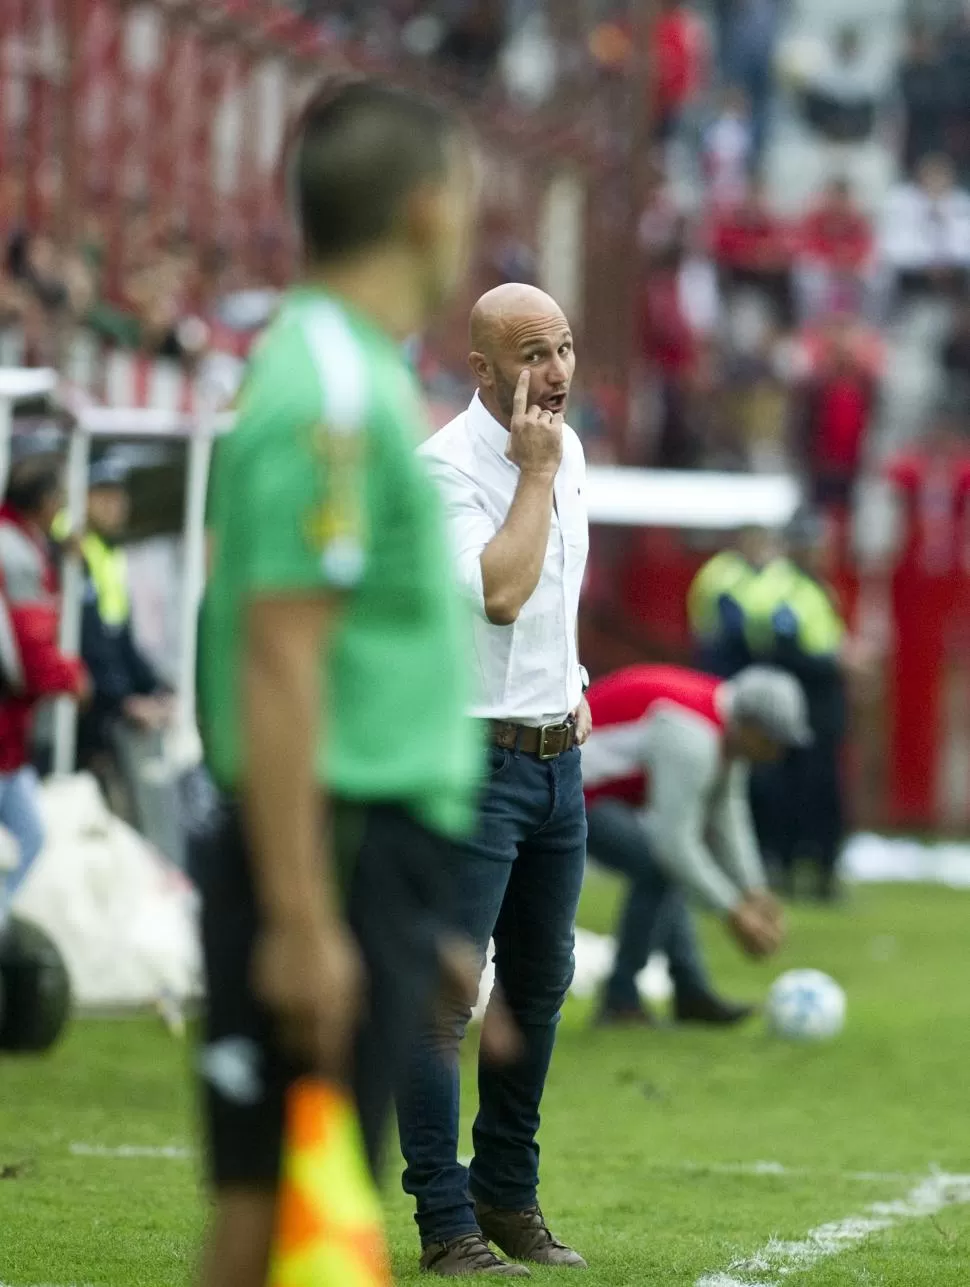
[0,458,89,919]
[583,665,807,1026]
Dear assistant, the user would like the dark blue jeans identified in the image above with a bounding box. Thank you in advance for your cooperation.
[585,799,711,1012]
[397,743,587,1245]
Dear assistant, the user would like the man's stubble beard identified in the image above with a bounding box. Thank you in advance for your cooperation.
[493,366,518,425]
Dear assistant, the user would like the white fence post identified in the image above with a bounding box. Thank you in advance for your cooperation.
[52,426,91,776]
[175,416,214,756]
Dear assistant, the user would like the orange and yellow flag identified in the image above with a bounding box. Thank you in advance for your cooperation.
[267,1079,391,1287]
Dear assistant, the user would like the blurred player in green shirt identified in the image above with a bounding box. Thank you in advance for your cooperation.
[193,79,481,1287]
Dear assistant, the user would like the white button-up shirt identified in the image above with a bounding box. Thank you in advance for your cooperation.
[420,392,588,725]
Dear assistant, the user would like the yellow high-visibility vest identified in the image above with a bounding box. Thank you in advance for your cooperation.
[688,550,759,640]
[52,513,130,628]
[81,532,130,628]
[744,558,844,658]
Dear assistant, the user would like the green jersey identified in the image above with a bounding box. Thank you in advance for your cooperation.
[198,287,481,838]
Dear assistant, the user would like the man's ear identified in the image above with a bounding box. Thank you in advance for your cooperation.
[403,180,445,255]
[469,351,491,387]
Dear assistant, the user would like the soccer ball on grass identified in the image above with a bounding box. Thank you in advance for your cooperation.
[766,969,846,1041]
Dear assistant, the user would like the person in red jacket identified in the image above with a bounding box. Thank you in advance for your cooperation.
[795,312,879,510]
[794,178,877,321]
[710,176,793,320]
[583,664,806,1025]
[0,458,88,919]
[651,0,710,141]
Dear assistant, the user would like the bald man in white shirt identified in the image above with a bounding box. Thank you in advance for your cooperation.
[398,285,590,1277]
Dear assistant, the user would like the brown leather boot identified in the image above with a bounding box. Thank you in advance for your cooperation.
[475,1203,588,1269]
[419,1233,531,1276]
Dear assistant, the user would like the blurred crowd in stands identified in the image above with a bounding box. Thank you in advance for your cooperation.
[2,0,970,498]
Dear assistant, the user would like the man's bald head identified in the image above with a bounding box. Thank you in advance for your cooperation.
[468,283,575,428]
[469,284,566,354]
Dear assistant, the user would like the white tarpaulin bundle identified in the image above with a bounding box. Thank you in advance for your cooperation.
[13,774,201,1008]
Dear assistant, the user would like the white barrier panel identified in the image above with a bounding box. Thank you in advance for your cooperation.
[585,467,802,530]
[14,774,201,1008]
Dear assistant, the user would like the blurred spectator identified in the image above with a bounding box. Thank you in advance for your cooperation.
[940,298,970,407]
[4,231,95,365]
[793,177,877,322]
[719,0,784,159]
[639,237,701,467]
[690,341,750,469]
[745,511,852,900]
[640,217,721,468]
[703,86,754,204]
[794,313,879,510]
[897,22,949,175]
[436,0,503,87]
[710,175,792,321]
[651,0,710,143]
[637,151,683,257]
[588,14,633,75]
[0,459,88,918]
[6,232,67,314]
[940,3,970,182]
[878,154,970,299]
[798,25,883,145]
[883,401,970,578]
[71,458,174,841]
[723,308,791,470]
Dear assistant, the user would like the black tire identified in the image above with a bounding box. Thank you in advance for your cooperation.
[0,916,71,1053]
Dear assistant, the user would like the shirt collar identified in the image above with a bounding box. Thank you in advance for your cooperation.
[467,391,513,462]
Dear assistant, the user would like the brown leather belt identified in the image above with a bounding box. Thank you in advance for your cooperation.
[489,719,577,760]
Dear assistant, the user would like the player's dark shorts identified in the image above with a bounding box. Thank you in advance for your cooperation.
[188,789,456,1191]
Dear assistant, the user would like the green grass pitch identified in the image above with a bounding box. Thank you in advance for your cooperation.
[0,875,968,1285]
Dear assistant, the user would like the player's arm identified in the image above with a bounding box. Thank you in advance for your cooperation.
[242,591,360,1074]
[237,407,367,1074]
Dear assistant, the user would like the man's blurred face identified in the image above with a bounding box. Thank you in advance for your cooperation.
[827,183,851,215]
[919,157,953,198]
[738,527,779,570]
[88,485,130,540]
[38,486,64,535]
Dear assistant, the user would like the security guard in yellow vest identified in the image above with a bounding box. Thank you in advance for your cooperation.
[687,526,780,678]
[743,511,847,900]
[68,456,172,766]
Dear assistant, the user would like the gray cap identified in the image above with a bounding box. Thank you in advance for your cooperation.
[730,666,813,748]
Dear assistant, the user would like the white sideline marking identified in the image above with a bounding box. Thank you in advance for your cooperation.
[681,1160,911,1184]
[70,1142,191,1160]
[470,1157,908,1185]
[695,1171,970,1286]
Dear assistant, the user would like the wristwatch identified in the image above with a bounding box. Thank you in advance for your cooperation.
[579,665,590,694]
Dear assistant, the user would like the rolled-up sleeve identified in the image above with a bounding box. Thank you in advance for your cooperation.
[422,455,496,618]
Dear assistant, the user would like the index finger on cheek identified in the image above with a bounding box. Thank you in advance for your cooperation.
[513,367,531,414]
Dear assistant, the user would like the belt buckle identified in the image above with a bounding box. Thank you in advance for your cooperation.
[537,721,569,760]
